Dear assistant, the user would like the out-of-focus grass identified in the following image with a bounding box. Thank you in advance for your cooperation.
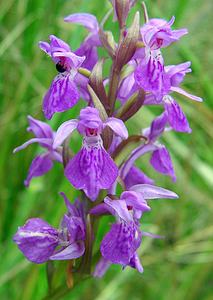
[0,0,212,299]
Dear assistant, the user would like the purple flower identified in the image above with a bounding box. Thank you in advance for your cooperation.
[130,60,202,133]
[150,146,176,181]
[53,107,128,201]
[39,35,85,119]
[91,185,177,275]
[120,112,176,181]
[13,116,62,187]
[91,196,143,268]
[140,17,188,50]
[163,95,191,133]
[124,166,154,189]
[13,193,85,263]
[145,113,177,181]
[135,48,168,101]
[134,18,189,102]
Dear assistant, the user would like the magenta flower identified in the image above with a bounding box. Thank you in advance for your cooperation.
[135,48,168,101]
[13,193,85,263]
[140,17,187,50]
[134,17,188,101]
[53,107,128,201]
[13,116,62,187]
[120,112,176,182]
[91,185,178,276]
[39,35,85,119]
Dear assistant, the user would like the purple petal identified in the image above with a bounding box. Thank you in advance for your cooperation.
[49,35,71,52]
[101,222,141,265]
[120,191,151,214]
[93,257,112,278]
[53,51,85,69]
[104,197,132,222]
[64,13,99,33]
[142,231,164,239]
[61,214,85,243]
[165,61,191,86]
[13,138,53,153]
[134,49,169,101]
[74,73,90,100]
[24,154,53,187]
[129,253,143,273]
[118,71,138,103]
[13,218,58,264]
[120,143,157,179]
[65,144,118,201]
[171,86,203,102]
[89,203,111,216]
[164,96,192,133]
[43,74,79,120]
[76,43,98,70]
[104,117,128,139]
[53,119,78,149]
[150,146,176,181]
[123,166,154,189]
[27,116,53,139]
[59,192,77,216]
[38,41,51,55]
[50,241,85,260]
[145,112,168,141]
[130,183,178,199]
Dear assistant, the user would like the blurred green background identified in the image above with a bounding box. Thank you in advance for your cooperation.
[0,0,213,299]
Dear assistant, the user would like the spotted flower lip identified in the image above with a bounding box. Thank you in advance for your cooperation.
[13,116,62,187]
[13,193,85,263]
[39,35,86,120]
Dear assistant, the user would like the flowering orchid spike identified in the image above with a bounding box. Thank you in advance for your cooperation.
[13,0,203,279]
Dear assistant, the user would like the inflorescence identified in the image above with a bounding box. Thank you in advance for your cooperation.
[13,0,202,281]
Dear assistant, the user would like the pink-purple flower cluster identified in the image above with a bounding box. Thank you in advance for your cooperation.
[13,0,202,281]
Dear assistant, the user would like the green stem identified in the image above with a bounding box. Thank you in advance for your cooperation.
[108,63,121,116]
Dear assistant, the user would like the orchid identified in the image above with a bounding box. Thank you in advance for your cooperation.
[13,193,85,263]
[13,115,62,186]
[39,35,86,119]
[91,184,178,275]
[12,0,202,293]
[53,106,128,200]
